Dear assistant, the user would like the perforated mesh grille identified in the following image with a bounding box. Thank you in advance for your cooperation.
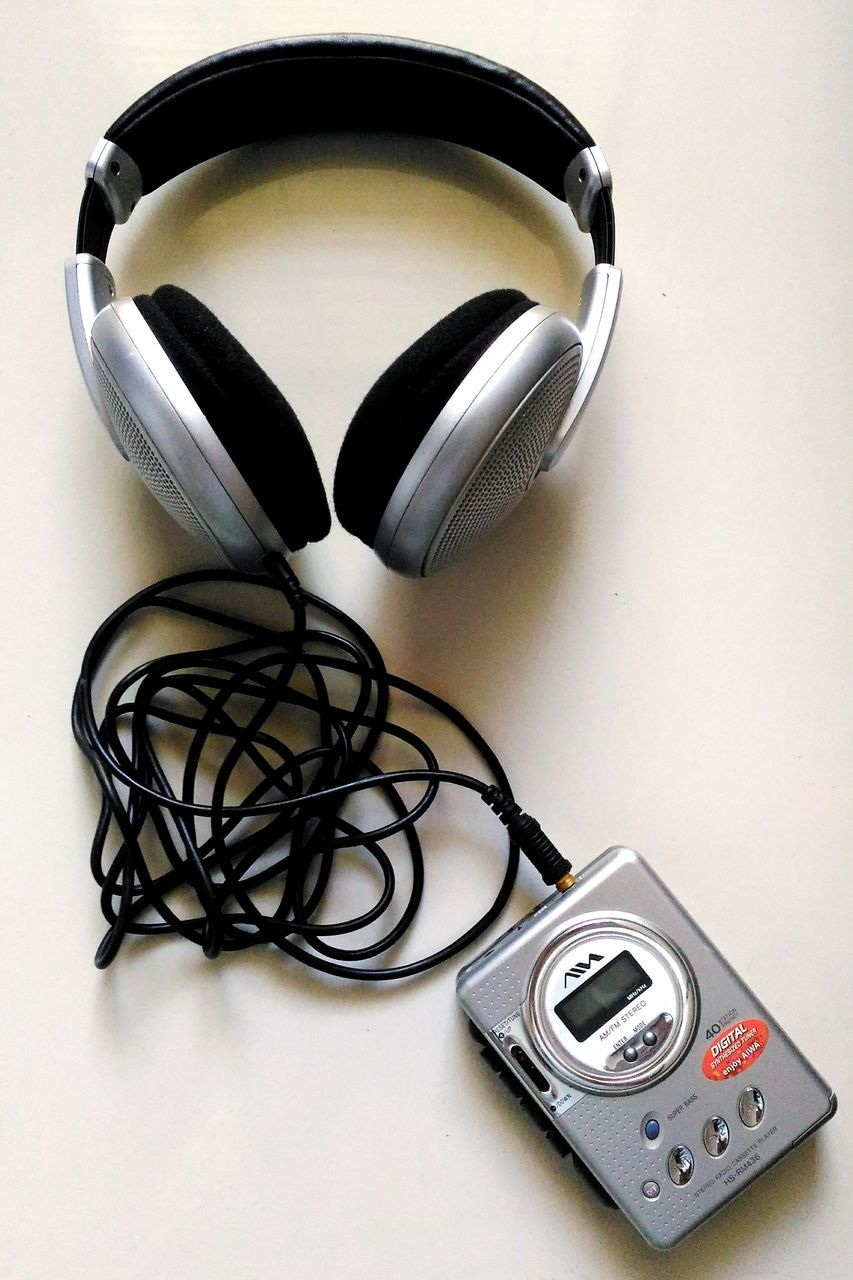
[93,355,215,547]
[427,349,581,573]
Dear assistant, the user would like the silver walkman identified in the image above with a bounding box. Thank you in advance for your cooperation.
[456,847,836,1249]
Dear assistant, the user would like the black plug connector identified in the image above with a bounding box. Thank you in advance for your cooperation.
[481,787,575,890]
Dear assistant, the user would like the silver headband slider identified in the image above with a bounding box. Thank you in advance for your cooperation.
[85,139,143,224]
[564,145,612,234]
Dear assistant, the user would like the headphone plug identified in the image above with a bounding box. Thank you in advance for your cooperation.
[481,787,574,891]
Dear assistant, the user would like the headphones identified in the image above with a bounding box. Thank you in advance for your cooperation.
[66,35,621,577]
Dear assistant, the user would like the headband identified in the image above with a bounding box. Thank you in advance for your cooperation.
[76,34,616,264]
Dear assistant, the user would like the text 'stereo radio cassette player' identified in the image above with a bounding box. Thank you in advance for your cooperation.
[457,847,836,1249]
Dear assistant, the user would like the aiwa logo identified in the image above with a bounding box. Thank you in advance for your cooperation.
[564,953,604,986]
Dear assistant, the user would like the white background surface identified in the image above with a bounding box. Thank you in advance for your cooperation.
[1,3,851,1277]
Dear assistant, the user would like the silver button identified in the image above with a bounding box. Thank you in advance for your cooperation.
[738,1087,765,1128]
[623,1045,638,1062]
[642,1029,658,1046]
[702,1115,730,1156]
[667,1144,695,1186]
[642,1180,661,1199]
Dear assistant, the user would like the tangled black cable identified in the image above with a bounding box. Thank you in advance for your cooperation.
[72,555,572,979]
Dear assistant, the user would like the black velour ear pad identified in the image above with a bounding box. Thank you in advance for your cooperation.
[333,289,536,547]
[133,284,330,550]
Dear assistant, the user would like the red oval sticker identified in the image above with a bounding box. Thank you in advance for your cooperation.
[702,1018,769,1081]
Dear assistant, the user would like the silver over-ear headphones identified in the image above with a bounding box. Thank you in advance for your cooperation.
[66,35,621,576]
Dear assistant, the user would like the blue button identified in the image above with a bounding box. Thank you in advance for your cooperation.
[645,1118,660,1141]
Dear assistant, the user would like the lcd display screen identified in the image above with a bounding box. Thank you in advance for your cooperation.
[554,950,652,1042]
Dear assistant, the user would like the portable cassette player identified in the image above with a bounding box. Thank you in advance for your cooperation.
[457,847,836,1249]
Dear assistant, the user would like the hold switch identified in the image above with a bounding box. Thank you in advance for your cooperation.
[510,1044,551,1093]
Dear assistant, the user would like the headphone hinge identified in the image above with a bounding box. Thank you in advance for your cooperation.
[85,138,143,224]
[564,146,612,234]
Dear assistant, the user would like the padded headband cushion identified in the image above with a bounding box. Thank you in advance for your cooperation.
[107,36,593,197]
[334,289,536,546]
[77,37,614,266]
[133,285,330,550]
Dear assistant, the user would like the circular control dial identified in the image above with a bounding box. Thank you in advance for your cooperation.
[523,913,697,1093]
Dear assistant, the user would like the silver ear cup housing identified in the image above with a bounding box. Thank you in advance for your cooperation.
[64,254,126,454]
[539,264,622,471]
[373,306,582,576]
[90,300,290,569]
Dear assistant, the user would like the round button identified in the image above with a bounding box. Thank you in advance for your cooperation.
[702,1115,730,1157]
[623,1045,638,1062]
[667,1144,695,1186]
[642,1180,661,1200]
[644,1118,661,1141]
[738,1087,765,1128]
[642,1030,658,1047]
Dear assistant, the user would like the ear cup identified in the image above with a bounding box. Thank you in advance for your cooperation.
[333,290,536,547]
[133,285,330,551]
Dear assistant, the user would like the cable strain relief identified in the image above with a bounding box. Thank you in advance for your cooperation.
[480,785,521,823]
[265,553,307,610]
[481,789,572,888]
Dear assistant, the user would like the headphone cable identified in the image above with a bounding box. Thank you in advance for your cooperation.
[72,554,572,978]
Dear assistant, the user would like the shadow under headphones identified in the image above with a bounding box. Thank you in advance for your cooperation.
[66,35,621,577]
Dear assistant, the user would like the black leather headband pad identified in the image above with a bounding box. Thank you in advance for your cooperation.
[77,35,614,264]
[334,289,535,547]
[134,285,330,551]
